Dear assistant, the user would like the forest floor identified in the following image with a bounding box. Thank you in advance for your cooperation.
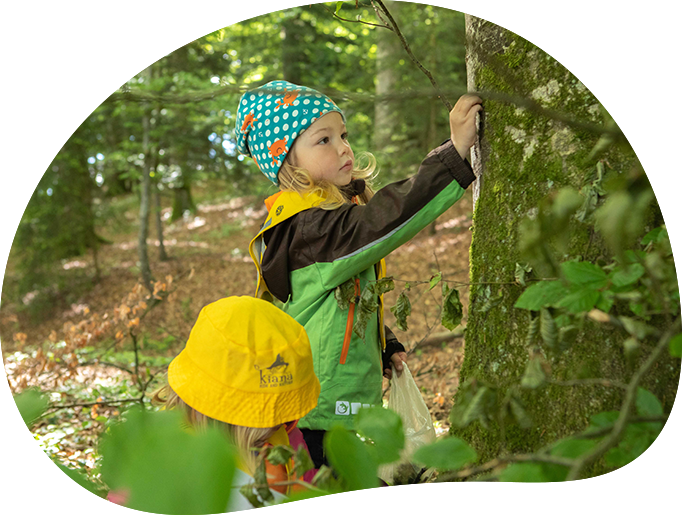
[1,183,474,472]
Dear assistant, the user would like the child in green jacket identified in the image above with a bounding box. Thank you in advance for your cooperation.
[236,80,481,467]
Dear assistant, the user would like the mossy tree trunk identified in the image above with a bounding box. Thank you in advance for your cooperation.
[451,16,679,464]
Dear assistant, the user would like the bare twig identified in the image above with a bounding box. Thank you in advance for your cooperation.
[372,0,452,111]
[436,453,575,482]
[43,396,144,414]
[574,415,668,440]
[326,4,386,28]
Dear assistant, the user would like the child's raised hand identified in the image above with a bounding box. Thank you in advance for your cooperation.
[449,94,483,160]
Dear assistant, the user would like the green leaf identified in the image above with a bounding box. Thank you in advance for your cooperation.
[635,388,663,417]
[253,455,274,503]
[669,333,682,358]
[334,280,356,311]
[441,283,463,330]
[555,286,600,314]
[412,437,477,470]
[524,315,540,347]
[457,386,495,429]
[586,411,619,432]
[540,308,558,349]
[353,283,378,340]
[293,445,316,478]
[389,290,412,332]
[596,189,654,255]
[515,263,532,287]
[604,447,635,468]
[99,408,236,514]
[610,263,645,287]
[266,445,294,466]
[641,226,666,246]
[514,280,569,311]
[335,1,344,15]
[499,463,554,515]
[428,272,442,291]
[551,188,584,221]
[561,261,608,288]
[509,396,532,428]
[0,452,99,515]
[354,407,404,465]
[324,426,379,491]
[590,479,656,515]
[595,290,615,312]
[521,356,545,389]
[550,438,596,459]
[0,390,48,457]
[239,484,265,509]
[374,277,395,295]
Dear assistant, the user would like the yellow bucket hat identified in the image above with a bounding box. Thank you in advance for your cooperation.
[168,296,320,428]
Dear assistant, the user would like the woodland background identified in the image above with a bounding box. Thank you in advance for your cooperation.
[0,0,682,515]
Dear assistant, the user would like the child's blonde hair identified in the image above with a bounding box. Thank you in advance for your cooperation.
[152,383,275,476]
[278,149,378,209]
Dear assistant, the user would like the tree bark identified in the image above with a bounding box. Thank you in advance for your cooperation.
[137,69,154,291]
[453,17,679,465]
[373,0,401,155]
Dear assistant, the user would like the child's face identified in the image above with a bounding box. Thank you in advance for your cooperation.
[290,112,354,186]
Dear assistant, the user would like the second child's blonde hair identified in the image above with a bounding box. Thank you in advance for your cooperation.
[152,384,275,476]
[278,148,377,209]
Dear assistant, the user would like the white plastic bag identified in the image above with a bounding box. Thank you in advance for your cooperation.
[378,362,436,484]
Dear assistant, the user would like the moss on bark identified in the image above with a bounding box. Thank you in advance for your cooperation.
[451,18,680,471]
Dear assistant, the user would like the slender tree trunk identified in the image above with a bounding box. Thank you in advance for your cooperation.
[170,0,198,220]
[137,69,154,291]
[52,0,99,266]
[452,16,679,466]
[154,183,168,261]
[374,0,401,157]
[281,10,305,84]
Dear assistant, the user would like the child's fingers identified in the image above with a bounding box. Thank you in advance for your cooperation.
[453,94,482,113]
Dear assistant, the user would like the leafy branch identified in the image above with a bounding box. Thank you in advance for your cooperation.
[565,319,679,480]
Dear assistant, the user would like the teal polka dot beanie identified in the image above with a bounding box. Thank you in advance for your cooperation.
[235,80,345,184]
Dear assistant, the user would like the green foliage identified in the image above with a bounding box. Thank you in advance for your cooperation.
[412,436,477,470]
[520,356,546,389]
[354,406,405,465]
[324,425,379,491]
[99,408,236,514]
[0,390,47,456]
[353,278,395,340]
[441,282,464,330]
[390,289,412,331]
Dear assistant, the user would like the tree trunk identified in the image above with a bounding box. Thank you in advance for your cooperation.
[452,16,679,466]
[52,0,99,262]
[170,0,198,220]
[154,183,169,261]
[374,0,401,156]
[281,10,305,84]
[137,68,154,291]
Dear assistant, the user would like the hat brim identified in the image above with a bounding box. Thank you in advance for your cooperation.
[169,349,321,429]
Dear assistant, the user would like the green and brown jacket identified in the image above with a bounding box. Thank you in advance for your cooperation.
[248,139,476,430]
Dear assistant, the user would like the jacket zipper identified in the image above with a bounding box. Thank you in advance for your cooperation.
[340,278,361,364]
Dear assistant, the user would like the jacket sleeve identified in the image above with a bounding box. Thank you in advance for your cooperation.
[298,139,475,289]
